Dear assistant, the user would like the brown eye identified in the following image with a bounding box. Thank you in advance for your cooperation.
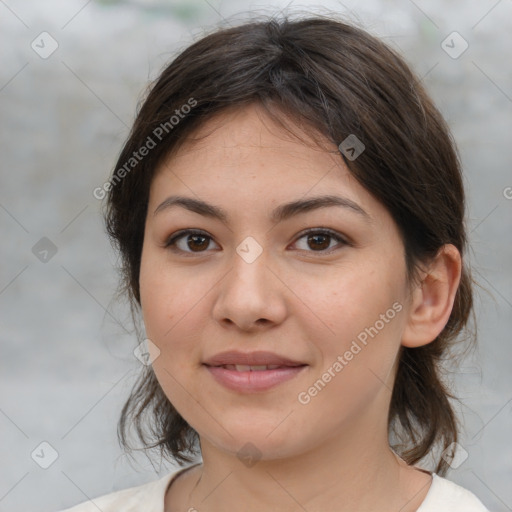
[165,230,218,254]
[307,233,331,251]
[293,229,348,254]
[165,228,349,256]
[185,234,210,251]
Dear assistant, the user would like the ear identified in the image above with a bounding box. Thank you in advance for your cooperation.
[401,244,462,348]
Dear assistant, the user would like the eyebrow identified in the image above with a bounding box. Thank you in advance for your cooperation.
[153,194,372,224]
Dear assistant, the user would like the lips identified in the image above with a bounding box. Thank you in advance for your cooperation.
[202,350,308,392]
[220,364,285,371]
[202,350,306,368]
[205,363,307,392]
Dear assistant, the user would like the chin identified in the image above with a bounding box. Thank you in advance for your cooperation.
[200,421,306,462]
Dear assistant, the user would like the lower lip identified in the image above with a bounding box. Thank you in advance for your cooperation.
[204,365,307,392]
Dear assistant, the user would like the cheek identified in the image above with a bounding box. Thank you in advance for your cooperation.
[139,248,181,348]
[303,264,403,335]
[139,252,211,358]
[139,254,206,409]
[302,263,406,388]
[139,256,166,338]
[298,280,404,425]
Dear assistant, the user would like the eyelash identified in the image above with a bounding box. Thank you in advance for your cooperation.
[164,228,350,256]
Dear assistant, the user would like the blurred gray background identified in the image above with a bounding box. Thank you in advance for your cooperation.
[1,0,511,511]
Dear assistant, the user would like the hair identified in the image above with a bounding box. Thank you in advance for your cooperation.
[105,12,477,475]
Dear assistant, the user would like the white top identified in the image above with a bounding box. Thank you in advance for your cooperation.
[57,464,489,512]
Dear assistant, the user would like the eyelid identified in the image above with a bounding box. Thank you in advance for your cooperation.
[164,227,351,255]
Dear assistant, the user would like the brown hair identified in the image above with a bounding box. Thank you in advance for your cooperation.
[105,13,476,475]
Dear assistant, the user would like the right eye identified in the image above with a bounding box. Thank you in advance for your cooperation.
[164,229,220,255]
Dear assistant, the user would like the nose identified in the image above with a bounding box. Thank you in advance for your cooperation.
[211,245,288,332]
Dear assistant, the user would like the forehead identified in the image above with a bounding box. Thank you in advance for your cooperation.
[148,103,391,231]
[163,104,333,169]
[153,104,347,188]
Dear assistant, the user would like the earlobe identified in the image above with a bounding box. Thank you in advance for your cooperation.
[401,244,462,348]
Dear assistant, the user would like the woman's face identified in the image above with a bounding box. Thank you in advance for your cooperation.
[139,104,416,462]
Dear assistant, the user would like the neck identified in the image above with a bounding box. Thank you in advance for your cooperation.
[175,407,431,512]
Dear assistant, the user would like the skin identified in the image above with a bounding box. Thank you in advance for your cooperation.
[138,103,462,512]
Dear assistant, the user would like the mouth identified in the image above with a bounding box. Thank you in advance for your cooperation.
[202,350,308,392]
[203,363,308,392]
[206,364,305,371]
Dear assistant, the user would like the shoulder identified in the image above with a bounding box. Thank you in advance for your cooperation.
[417,473,489,512]
[55,470,178,512]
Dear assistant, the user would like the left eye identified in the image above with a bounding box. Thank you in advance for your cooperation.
[293,229,348,253]
[164,228,348,255]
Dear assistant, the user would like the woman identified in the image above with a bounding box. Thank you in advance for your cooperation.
[61,13,489,512]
